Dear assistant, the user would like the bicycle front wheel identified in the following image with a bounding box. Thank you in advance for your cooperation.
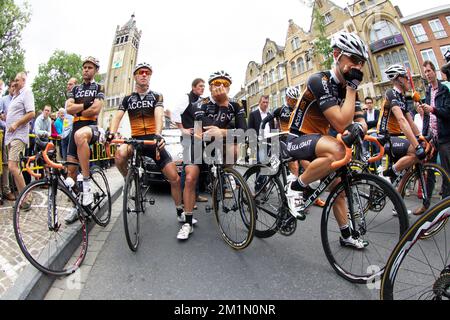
[381,198,450,300]
[13,179,88,276]
[213,167,256,250]
[90,165,112,227]
[321,173,408,284]
[123,169,140,252]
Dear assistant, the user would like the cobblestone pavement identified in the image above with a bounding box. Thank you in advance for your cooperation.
[0,167,122,298]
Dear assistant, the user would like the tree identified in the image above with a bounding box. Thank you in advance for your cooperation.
[32,50,83,112]
[0,0,31,82]
[312,7,334,70]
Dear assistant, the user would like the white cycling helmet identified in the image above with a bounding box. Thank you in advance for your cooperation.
[286,87,301,100]
[83,56,100,69]
[385,64,407,81]
[331,31,369,61]
[133,62,153,75]
[208,70,232,85]
[444,49,450,63]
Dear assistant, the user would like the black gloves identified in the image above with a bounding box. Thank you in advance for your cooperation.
[344,69,364,90]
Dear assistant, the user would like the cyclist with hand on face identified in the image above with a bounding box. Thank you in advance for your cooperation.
[107,63,183,234]
[286,31,370,249]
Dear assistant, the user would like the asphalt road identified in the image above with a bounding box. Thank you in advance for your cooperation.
[79,185,384,301]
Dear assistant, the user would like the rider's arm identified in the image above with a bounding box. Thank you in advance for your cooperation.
[81,98,104,117]
[155,106,165,135]
[323,88,357,133]
[66,98,84,116]
[392,106,419,148]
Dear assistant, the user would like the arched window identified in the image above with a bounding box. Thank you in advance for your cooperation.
[370,20,400,43]
[297,58,305,74]
[266,49,274,62]
[291,61,298,76]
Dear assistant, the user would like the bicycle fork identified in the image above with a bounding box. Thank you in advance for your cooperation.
[344,178,367,237]
[47,176,61,232]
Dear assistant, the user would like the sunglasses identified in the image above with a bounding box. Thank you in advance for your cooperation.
[136,69,152,76]
[211,80,231,88]
[342,52,366,66]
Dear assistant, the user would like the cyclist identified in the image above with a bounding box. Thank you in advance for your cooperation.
[377,64,426,215]
[286,31,369,249]
[272,87,325,208]
[107,63,183,234]
[65,57,104,223]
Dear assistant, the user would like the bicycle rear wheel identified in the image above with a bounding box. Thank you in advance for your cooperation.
[321,173,408,284]
[243,165,282,238]
[13,179,88,276]
[123,169,140,252]
[90,165,112,227]
[381,198,450,300]
[213,167,256,250]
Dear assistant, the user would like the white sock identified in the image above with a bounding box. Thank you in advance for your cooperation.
[83,179,91,193]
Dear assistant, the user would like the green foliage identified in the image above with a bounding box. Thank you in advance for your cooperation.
[0,0,31,82]
[32,50,83,112]
[312,8,334,70]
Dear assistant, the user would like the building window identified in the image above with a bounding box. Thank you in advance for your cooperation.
[297,58,305,74]
[429,19,447,39]
[324,12,334,25]
[441,45,450,59]
[410,24,429,43]
[278,65,285,80]
[281,89,287,106]
[270,69,275,83]
[263,74,269,87]
[116,38,120,45]
[291,37,300,51]
[399,49,412,71]
[266,49,274,62]
[421,48,440,68]
[291,61,298,76]
[447,16,450,25]
[272,93,278,110]
[370,20,400,43]
[359,1,366,11]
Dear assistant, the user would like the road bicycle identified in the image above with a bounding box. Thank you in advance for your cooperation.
[244,127,409,283]
[351,133,449,217]
[112,139,157,252]
[13,141,111,276]
[381,197,450,300]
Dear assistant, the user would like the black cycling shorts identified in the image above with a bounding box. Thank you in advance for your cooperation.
[385,137,410,161]
[134,135,173,170]
[286,134,322,162]
[67,125,100,160]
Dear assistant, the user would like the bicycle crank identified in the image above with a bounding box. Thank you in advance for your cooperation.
[279,215,297,237]
[433,268,450,300]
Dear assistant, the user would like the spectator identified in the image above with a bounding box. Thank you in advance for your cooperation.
[33,105,52,141]
[363,97,381,170]
[50,113,59,139]
[248,95,275,164]
[61,78,76,160]
[5,72,36,209]
[421,60,450,199]
[54,108,64,136]
[1,81,17,201]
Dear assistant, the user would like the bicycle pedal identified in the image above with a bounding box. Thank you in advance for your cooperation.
[149,199,156,205]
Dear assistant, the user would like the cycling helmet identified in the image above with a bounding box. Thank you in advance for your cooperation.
[286,87,301,100]
[208,70,232,85]
[385,64,407,81]
[133,62,153,75]
[444,49,450,63]
[331,31,369,61]
[83,56,100,69]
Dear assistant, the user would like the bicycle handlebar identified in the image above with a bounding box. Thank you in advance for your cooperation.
[112,139,160,161]
[364,135,385,163]
[331,134,354,170]
[418,135,432,155]
[42,143,64,170]
[25,156,42,179]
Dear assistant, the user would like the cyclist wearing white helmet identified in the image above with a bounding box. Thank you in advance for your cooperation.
[65,56,104,217]
[108,63,183,230]
[285,31,369,249]
[378,64,425,193]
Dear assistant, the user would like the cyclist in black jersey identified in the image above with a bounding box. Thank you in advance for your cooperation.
[286,31,370,249]
[378,64,425,181]
[66,57,104,208]
[108,63,183,233]
[172,78,206,240]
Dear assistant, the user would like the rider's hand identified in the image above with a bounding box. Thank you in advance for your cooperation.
[344,69,364,91]
[155,134,166,150]
[415,144,426,161]
[83,100,94,110]
[204,126,225,139]
[211,86,229,107]
[105,131,115,143]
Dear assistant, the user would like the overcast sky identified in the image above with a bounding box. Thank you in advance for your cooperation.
[16,0,450,110]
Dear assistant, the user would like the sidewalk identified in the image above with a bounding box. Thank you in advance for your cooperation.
[0,166,123,299]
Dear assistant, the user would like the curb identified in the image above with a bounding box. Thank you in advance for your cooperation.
[1,184,123,300]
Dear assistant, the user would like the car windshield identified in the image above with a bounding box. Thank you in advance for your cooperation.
[162,129,181,145]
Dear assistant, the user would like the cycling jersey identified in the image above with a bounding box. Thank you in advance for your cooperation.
[68,81,104,130]
[377,88,408,136]
[273,105,294,132]
[119,91,164,137]
[289,71,361,136]
[194,98,247,130]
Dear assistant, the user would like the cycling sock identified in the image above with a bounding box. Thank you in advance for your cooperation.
[291,177,307,191]
[176,206,184,217]
[83,178,91,193]
[340,225,351,239]
[392,165,400,176]
[185,214,193,226]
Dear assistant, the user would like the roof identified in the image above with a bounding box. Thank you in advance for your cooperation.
[400,4,450,24]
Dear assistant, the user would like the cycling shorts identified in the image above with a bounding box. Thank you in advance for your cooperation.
[134,135,173,170]
[67,125,100,160]
[385,137,410,161]
[286,134,322,162]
